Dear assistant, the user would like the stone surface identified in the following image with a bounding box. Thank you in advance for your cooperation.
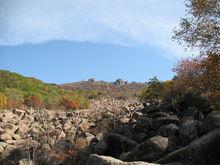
[123,136,168,162]
[156,128,220,165]
[201,111,220,133]
[179,117,198,145]
[87,154,159,165]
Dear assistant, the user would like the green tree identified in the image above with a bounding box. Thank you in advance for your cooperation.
[174,0,220,53]
[141,77,164,105]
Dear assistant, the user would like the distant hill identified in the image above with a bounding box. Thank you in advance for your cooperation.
[60,79,147,99]
[0,70,89,110]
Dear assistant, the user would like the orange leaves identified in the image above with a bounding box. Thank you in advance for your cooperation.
[59,98,79,110]
[173,53,220,106]
[24,95,44,109]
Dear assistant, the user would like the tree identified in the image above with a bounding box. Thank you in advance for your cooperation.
[25,95,44,109]
[173,52,220,107]
[174,0,220,53]
[59,98,79,110]
[0,94,7,109]
[141,77,164,105]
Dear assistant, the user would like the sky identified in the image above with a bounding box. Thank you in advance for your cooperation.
[0,0,188,84]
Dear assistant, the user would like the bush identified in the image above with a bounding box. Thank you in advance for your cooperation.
[0,94,7,109]
[24,95,44,109]
[141,77,165,105]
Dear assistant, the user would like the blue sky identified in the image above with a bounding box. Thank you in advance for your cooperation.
[0,0,188,84]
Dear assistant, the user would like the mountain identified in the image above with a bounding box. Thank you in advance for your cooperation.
[0,70,89,110]
[60,79,147,99]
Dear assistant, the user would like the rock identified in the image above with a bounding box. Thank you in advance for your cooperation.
[1,111,14,123]
[184,92,211,113]
[0,142,7,148]
[123,136,168,162]
[12,134,22,140]
[179,117,198,145]
[6,139,22,144]
[0,145,4,153]
[93,139,107,155]
[0,132,12,141]
[92,133,138,158]
[87,154,158,165]
[134,116,153,133]
[154,116,180,128]
[158,124,179,138]
[19,159,35,165]
[63,120,72,131]
[17,123,29,136]
[152,112,170,118]
[181,107,204,120]
[1,145,17,158]
[156,128,220,165]
[201,111,220,133]
[85,132,95,144]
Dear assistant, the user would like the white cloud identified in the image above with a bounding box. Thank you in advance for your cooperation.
[0,0,187,57]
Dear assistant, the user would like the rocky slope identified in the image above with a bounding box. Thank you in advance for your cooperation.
[1,93,220,165]
[0,98,143,164]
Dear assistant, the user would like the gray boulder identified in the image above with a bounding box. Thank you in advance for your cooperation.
[158,124,179,138]
[201,111,220,133]
[87,154,159,165]
[156,128,220,165]
[122,136,168,162]
[179,117,198,146]
[154,116,180,128]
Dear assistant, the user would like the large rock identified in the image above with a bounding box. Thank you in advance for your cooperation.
[134,116,153,133]
[158,124,179,138]
[179,117,198,146]
[156,128,220,165]
[92,133,138,158]
[122,136,168,162]
[180,107,204,120]
[184,92,211,113]
[87,154,159,165]
[17,123,29,137]
[19,159,35,165]
[153,116,180,128]
[201,111,220,133]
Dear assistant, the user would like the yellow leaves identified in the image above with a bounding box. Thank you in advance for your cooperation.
[0,94,8,109]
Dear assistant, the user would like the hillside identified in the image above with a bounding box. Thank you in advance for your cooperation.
[60,79,147,99]
[0,70,89,110]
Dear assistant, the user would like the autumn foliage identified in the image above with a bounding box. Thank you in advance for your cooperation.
[25,95,44,109]
[60,98,80,110]
[173,53,220,107]
[0,94,7,109]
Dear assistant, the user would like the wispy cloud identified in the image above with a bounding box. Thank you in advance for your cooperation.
[0,0,186,57]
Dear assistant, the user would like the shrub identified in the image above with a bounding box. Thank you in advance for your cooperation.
[0,94,7,109]
[141,77,165,105]
[24,95,44,109]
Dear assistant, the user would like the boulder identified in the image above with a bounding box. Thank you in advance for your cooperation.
[184,92,211,113]
[158,124,179,138]
[19,159,35,165]
[0,132,12,141]
[0,145,4,153]
[180,107,204,120]
[92,133,138,158]
[179,117,198,145]
[153,116,180,129]
[156,128,220,165]
[201,111,220,133]
[87,154,159,165]
[134,116,153,133]
[17,123,29,136]
[123,136,168,162]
